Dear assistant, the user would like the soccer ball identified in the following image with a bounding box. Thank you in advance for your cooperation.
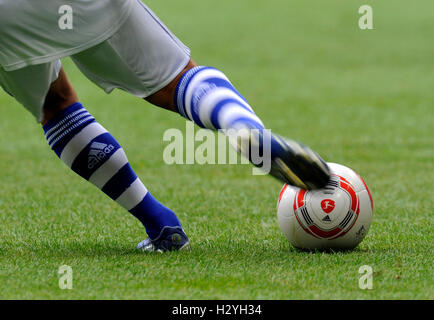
[276,163,373,250]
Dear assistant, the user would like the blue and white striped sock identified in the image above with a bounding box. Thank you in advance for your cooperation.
[43,102,181,239]
[175,66,265,131]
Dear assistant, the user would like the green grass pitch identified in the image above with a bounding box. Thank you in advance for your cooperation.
[0,0,432,299]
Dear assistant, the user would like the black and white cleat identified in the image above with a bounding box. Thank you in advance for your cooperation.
[232,129,331,190]
[268,134,331,190]
[137,226,190,253]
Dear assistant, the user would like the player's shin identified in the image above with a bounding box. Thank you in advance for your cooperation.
[174,66,266,167]
[175,66,264,132]
[42,102,182,239]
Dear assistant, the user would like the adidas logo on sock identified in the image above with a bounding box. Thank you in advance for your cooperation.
[88,142,114,169]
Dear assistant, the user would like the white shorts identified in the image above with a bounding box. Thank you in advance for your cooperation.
[0,1,190,122]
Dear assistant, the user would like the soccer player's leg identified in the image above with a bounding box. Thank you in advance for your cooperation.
[148,63,331,190]
[43,68,189,252]
[0,62,188,252]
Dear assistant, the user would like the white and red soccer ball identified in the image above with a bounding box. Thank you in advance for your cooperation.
[277,163,373,250]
